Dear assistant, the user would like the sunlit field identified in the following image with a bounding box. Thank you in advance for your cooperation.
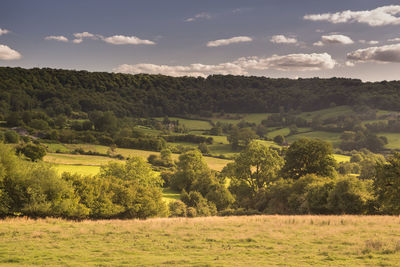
[0,216,399,266]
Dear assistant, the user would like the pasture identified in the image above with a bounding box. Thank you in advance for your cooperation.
[0,216,399,266]
[44,144,232,172]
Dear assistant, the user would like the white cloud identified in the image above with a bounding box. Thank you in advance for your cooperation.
[73,32,97,39]
[313,34,354,46]
[0,28,9,36]
[0,44,21,60]
[236,53,336,71]
[388,37,400,42]
[114,53,336,77]
[270,35,298,44]
[206,36,252,47]
[72,39,83,44]
[359,40,379,45]
[72,32,100,44]
[103,35,155,45]
[45,35,68,42]
[347,43,400,63]
[185,12,211,22]
[304,5,400,27]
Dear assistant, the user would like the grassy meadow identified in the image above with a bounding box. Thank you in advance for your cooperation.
[1,216,400,266]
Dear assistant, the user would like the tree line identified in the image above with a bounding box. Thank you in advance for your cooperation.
[2,67,400,120]
[1,138,400,219]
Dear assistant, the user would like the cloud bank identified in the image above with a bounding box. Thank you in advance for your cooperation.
[114,53,336,77]
[304,5,400,26]
[270,35,298,44]
[347,43,400,63]
[207,36,253,47]
[314,34,354,46]
[0,44,21,60]
[45,35,69,42]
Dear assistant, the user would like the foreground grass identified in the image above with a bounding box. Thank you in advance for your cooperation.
[0,216,399,266]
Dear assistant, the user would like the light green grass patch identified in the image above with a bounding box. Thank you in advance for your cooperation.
[44,143,71,153]
[1,216,400,266]
[286,131,343,146]
[298,106,355,122]
[267,128,291,138]
[379,133,400,149]
[155,117,212,130]
[162,188,181,203]
[52,164,101,176]
[334,154,350,163]
[44,153,123,166]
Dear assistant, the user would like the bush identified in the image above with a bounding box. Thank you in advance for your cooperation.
[168,200,187,217]
[327,176,374,214]
[0,143,88,219]
[16,143,47,161]
[29,119,49,130]
[4,130,19,144]
[181,191,217,217]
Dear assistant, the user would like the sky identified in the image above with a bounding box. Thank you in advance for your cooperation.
[1,0,400,81]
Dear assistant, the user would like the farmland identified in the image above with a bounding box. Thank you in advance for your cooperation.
[0,216,399,266]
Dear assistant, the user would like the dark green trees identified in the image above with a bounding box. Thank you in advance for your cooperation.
[281,138,337,179]
[374,152,400,214]
[16,143,47,161]
[227,141,283,209]
[170,150,234,213]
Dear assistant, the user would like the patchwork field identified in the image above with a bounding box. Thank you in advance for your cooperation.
[0,216,399,266]
[44,143,232,173]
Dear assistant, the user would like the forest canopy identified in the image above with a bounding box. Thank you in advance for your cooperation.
[1,67,400,118]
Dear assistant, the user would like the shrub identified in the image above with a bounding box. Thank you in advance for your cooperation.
[168,200,187,217]
[4,130,19,144]
[16,143,47,161]
[327,176,374,214]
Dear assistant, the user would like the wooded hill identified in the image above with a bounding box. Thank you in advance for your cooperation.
[1,67,400,118]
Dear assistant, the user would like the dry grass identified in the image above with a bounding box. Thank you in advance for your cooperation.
[0,215,399,266]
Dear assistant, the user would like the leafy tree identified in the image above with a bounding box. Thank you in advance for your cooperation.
[16,143,47,161]
[170,150,214,195]
[168,200,187,217]
[0,143,88,218]
[281,138,337,179]
[327,176,374,214]
[227,126,257,150]
[273,135,285,145]
[198,142,210,154]
[181,190,217,216]
[89,111,118,132]
[100,156,162,187]
[374,152,400,214]
[230,141,283,193]
[4,130,19,144]
[29,119,49,130]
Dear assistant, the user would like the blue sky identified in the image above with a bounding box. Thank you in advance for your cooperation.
[1,0,400,81]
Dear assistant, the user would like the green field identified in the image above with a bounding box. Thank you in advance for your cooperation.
[155,117,212,130]
[162,188,181,203]
[379,133,400,150]
[1,216,399,266]
[286,131,343,146]
[51,164,101,176]
[298,106,355,122]
[44,144,232,172]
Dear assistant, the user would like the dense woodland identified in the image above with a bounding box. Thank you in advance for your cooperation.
[1,67,400,118]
